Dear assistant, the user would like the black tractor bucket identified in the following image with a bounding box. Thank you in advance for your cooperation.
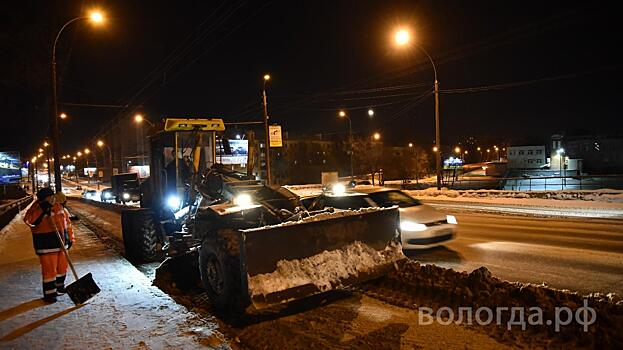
[240,207,404,309]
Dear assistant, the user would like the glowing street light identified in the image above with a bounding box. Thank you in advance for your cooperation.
[90,11,104,23]
[368,109,375,117]
[408,143,413,148]
[373,132,381,141]
[263,74,271,81]
[393,27,442,189]
[77,151,82,157]
[433,146,438,152]
[339,110,346,118]
[394,29,410,46]
[454,146,461,154]
[59,113,67,119]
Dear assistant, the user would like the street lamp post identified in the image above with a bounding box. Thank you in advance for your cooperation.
[339,110,354,181]
[98,140,113,183]
[394,29,442,190]
[50,11,104,193]
[556,148,565,189]
[134,114,154,167]
[262,74,272,185]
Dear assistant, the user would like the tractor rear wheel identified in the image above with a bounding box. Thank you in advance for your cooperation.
[121,209,161,262]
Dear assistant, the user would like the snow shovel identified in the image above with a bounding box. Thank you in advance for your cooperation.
[49,216,100,305]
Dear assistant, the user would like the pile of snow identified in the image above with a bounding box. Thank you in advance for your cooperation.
[409,188,623,203]
[365,261,623,348]
[248,240,404,297]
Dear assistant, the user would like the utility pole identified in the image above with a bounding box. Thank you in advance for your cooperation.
[262,74,272,185]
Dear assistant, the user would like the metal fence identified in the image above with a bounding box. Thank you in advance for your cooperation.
[0,195,33,230]
[448,174,623,191]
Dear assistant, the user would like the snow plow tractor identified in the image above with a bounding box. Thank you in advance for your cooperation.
[121,118,404,312]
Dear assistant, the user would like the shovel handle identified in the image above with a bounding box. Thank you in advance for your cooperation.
[48,216,79,281]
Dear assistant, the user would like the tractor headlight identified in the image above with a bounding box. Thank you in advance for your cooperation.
[400,220,427,232]
[233,193,253,207]
[446,215,458,225]
[167,195,181,210]
[122,192,130,200]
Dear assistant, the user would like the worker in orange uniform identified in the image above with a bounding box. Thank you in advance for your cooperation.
[54,191,75,247]
[24,188,74,303]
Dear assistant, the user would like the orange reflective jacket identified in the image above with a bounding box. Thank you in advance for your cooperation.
[24,201,73,254]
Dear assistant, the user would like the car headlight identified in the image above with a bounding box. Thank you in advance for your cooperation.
[233,193,252,207]
[331,183,346,195]
[122,192,130,200]
[400,220,427,232]
[446,215,458,225]
[167,195,181,209]
[104,192,112,198]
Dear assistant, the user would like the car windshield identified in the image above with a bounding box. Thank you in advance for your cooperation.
[367,190,421,208]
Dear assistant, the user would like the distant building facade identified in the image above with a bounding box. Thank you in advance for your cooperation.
[507,145,546,169]
[562,135,623,173]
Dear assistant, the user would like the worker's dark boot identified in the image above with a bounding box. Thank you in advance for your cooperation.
[56,275,66,294]
[43,293,58,303]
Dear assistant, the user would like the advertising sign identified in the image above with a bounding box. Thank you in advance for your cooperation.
[216,139,248,165]
[129,165,150,179]
[0,151,22,184]
[83,167,97,176]
[269,125,282,147]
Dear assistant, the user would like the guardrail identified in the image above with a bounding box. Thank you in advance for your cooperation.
[0,195,34,230]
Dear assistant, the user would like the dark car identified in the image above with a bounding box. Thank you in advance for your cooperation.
[100,188,115,202]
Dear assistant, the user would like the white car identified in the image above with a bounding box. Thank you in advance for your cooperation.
[306,187,457,249]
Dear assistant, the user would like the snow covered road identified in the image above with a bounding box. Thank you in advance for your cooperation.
[409,212,623,295]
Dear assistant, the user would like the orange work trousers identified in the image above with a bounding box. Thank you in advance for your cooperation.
[39,251,68,297]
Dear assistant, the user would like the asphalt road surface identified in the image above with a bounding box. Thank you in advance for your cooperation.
[408,211,623,295]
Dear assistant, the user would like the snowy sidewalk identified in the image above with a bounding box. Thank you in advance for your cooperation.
[0,208,228,349]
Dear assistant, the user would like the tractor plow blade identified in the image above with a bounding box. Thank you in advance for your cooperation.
[240,207,404,309]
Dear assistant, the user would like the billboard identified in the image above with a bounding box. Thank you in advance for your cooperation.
[83,167,97,176]
[216,139,248,165]
[129,165,150,179]
[0,151,21,184]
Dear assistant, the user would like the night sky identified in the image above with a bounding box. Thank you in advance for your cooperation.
[3,0,622,158]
